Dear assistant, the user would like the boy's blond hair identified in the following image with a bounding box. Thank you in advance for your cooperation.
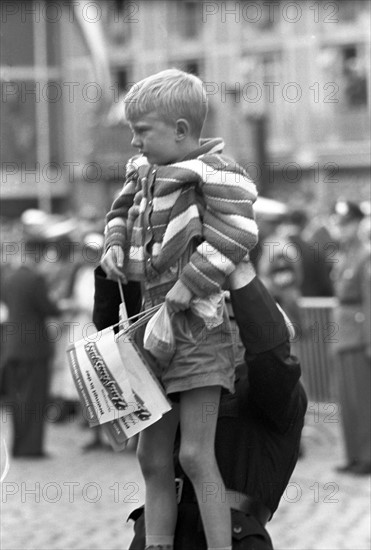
[124,69,208,137]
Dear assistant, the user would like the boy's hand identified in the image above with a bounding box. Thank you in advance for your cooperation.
[100,245,127,283]
[166,280,193,312]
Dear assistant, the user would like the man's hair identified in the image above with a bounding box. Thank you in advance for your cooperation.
[124,69,208,137]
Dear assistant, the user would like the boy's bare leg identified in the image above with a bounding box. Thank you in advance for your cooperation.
[137,405,180,549]
[179,387,232,549]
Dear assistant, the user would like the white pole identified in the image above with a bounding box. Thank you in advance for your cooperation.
[33,0,52,213]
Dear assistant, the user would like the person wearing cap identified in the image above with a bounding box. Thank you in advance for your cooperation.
[282,209,334,298]
[1,239,62,457]
[124,263,307,549]
[330,200,371,475]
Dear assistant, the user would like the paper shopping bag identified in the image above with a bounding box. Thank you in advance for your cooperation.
[102,326,171,449]
[67,326,139,427]
[67,302,172,445]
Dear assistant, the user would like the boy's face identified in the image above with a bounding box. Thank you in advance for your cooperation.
[129,112,181,165]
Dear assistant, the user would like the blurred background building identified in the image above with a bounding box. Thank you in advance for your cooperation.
[1,0,370,219]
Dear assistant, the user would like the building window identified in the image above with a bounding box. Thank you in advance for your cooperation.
[241,52,286,145]
[183,61,200,76]
[1,3,34,66]
[319,44,368,110]
[46,19,61,66]
[342,46,368,108]
[338,0,368,23]
[316,43,370,142]
[317,0,370,31]
[1,81,37,165]
[169,59,202,78]
[115,68,129,92]
[242,0,278,30]
[104,0,133,44]
[176,1,202,39]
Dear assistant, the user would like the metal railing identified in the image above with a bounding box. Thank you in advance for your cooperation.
[293,297,339,403]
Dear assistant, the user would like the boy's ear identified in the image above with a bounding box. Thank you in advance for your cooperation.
[175,118,190,140]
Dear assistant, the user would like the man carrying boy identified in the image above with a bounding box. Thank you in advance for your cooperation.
[101,69,259,550]
[128,263,307,549]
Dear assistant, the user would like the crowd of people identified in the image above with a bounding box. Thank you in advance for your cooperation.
[0,193,370,548]
[0,68,370,549]
[0,209,106,456]
[253,199,370,479]
[0,206,369,542]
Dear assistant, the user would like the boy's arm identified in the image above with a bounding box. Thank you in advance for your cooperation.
[180,158,259,297]
[101,158,141,280]
[104,158,140,250]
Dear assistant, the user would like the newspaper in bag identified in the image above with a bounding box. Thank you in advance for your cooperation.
[67,299,172,449]
[108,322,172,448]
[67,327,139,427]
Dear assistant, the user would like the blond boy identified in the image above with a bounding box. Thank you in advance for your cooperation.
[101,69,258,550]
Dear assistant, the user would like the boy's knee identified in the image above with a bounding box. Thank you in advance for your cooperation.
[137,446,154,476]
[137,448,171,478]
[179,445,206,480]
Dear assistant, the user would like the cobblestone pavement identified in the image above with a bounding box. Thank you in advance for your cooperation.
[1,402,370,550]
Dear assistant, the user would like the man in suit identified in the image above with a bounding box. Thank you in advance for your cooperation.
[331,200,371,475]
[1,240,61,457]
[283,209,334,297]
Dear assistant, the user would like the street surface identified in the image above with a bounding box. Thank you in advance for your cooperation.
[1,401,370,550]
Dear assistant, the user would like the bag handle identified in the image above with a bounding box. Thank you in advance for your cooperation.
[117,279,125,303]
[118,280,128,322]
[117,279,163,336]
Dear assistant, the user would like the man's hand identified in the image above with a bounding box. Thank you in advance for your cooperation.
[100,245,127,283]
[166,279,193,313]
[228,261,256,290]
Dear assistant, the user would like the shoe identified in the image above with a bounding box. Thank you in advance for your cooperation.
[349,462,371,475]
[13,452,51,459]
[335,460,358,473]
[82,440,112,453]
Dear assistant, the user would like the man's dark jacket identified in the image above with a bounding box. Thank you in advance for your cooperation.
[2,265,60,362]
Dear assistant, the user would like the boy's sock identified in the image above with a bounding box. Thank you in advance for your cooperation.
[145,534,174,549]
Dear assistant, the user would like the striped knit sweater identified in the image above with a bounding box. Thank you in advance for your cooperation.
[104,138,259,297]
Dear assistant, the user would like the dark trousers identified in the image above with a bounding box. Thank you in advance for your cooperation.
[337,349,371,464]
[6,359,50,456]
[128,505,273,550]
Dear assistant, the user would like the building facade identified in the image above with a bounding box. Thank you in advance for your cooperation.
[102,0,370,207]
[1,0,370,217]
[1,0,111,216]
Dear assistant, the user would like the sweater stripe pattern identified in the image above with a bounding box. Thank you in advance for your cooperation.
[104,138,259,297]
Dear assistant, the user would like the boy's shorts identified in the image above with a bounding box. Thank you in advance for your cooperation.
[135,306,235,396]
[137,247,235,395]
